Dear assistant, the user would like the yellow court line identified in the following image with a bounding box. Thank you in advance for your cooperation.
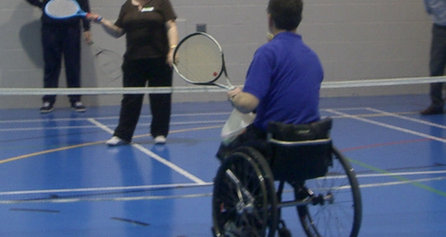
[0,125,222,165]
[0,141,104,165]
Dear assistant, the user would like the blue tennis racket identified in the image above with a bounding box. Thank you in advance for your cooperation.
[44,0,97,20]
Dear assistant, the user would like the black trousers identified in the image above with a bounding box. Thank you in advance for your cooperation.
[41,24,82,104]
[429,24,446,108]
[113,58,172,142]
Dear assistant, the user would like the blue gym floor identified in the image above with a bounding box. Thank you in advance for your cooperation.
[0,94,445,236]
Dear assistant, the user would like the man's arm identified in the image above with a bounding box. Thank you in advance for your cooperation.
[228,87,259,113]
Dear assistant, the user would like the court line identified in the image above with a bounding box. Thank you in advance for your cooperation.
[0,120,225,133]
[326,109,446,143]
[0,182,214,196]
[1,175,445,204]
[340,138,430,152]
[0,141,104,165]
[0,111,230,124]
[0,124,222,165]
[349,158,446,197]
[327,108,446,197]
[1,170,444,197]
[87,118,207,184]
[365,107,446,129]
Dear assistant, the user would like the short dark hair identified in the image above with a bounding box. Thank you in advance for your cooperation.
[267,0,303,30]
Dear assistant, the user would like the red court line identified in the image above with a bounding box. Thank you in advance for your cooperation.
[339,138,431,152]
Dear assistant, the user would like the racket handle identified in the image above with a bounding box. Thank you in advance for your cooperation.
[86,13,103,23]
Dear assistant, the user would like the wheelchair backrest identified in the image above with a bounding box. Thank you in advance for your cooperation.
[266,117,333,182]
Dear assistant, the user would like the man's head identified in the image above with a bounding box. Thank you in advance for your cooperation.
[267,0,303,31]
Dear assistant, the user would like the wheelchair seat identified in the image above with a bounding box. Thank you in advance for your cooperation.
[266,117,333,182]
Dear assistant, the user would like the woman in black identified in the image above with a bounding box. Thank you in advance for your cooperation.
[25,0,91,113]
[88,0,178,145]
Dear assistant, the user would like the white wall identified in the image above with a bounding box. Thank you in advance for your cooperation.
[0,0,432,109]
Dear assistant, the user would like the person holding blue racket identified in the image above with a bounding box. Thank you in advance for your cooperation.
[87,0,179,146]
[217,0,324,159]
[25,0,92,113]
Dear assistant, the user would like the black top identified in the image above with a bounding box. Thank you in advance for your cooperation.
[25,0,91,31]
[115,0,176,60]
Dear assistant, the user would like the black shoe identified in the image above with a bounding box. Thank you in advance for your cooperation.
[420,105,444,115]
[71,101,86,113]
[40,102,54,114]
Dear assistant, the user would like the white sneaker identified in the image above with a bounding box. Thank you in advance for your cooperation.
[154,135,166,144]
[106,136,128,146]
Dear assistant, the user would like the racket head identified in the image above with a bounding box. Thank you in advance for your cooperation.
[173,32,225,86]
[44,0,86,19]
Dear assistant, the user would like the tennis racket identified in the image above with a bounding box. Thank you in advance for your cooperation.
[44,0,100,20]
[173,32,235,90]
[89,42,123,82]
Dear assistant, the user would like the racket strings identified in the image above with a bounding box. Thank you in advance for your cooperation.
[46,0,80,17]
[174,35,224,84]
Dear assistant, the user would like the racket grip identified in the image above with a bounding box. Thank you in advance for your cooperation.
[86,13,103,23]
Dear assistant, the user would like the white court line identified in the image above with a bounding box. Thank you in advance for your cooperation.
[1,170,445,197]
[0,111,230,124]
[87,118,207,184]
[0,182,213,196]
[0,120,225,132]
[365,107,446,129]
[326,109,446,144]
[1,176,445,204]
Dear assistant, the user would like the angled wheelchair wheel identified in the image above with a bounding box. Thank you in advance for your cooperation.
[212,148,277,237]
[296,147,362,237]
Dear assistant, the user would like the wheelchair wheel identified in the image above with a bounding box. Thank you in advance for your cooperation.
[235,147,279,237]
[212,148,277,237]
[296,147,362,237]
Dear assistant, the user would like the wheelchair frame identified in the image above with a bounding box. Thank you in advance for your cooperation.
[212,131,362,237]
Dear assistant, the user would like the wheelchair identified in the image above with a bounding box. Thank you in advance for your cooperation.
[212,118,362,237]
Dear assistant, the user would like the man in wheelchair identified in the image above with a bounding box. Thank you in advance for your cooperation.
[217,0,325,164]
[213,2,362,236]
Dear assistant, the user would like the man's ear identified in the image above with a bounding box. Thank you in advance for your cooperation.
[268,13,274,32]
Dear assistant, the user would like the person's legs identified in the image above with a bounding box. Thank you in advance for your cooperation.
[63,26,83,106]
[422,24,446,114]
[148,59,172,139]
[41,25,63,107]
[111,60,146,143]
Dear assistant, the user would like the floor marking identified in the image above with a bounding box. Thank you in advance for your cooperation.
[0,124,221,165]
[0,120,224,132]
[0,141,104,164]
[88,118,207,184]
[0,182,213,196]
[365,107,446,129]
[327,109,446,143]
[0,111,230,124]
[340,138,430,152]
[349,157,446,197]
[1,176,445,204]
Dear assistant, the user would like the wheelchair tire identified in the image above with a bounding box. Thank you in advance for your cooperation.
[296,146,362,237]
[212,149,276,237]
[234,147,278,237]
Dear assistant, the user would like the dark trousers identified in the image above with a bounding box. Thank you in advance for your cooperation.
[41,24,82,104]
[113,58,172,142]
[429,24,446,108]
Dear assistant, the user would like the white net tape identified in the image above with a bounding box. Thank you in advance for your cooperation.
[0,76,445,95]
